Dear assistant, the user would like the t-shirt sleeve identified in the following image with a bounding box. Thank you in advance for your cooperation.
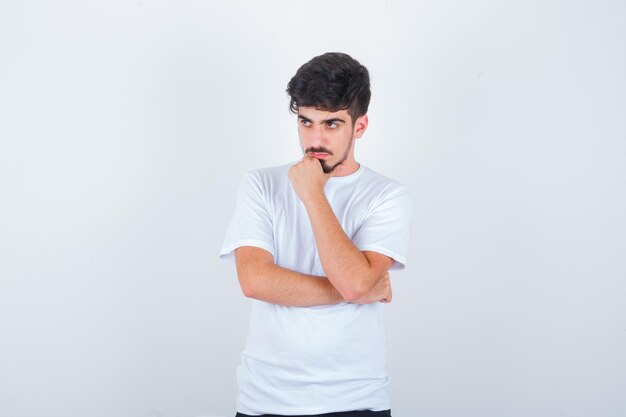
[219,171,275,263]
[352,184,414,271]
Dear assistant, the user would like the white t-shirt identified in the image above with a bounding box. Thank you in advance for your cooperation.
[220,163,413,415]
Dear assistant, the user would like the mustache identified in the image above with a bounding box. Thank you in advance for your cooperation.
[305,147,334,155]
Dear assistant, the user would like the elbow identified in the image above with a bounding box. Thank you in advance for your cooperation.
[234,247,274,300]
[341,290,362,303]
[338,283,370,303]
[238,273,258,299]
[240,283,255,299]
[335,271,380,302]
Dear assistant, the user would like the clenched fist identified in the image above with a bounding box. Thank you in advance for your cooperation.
[288,156,330,203]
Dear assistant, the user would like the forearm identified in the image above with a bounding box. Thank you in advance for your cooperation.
[237,258,345,307]
[303,193,378,301]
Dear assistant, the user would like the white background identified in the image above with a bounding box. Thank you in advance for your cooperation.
[1,1,625,416]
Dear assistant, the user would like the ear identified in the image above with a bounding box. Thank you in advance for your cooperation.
[353,114,369,139]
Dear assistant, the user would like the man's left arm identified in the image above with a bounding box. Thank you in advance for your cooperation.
[289,157,408,302]
[305,196,394,302]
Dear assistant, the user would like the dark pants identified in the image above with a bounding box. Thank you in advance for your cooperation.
[236,411,391,417]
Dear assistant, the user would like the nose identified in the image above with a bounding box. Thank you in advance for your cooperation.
[309,124,327,147]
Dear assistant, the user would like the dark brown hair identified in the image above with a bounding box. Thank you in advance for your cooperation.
[286,52,371,122]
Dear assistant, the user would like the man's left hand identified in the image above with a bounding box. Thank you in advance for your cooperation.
[288,156,330,203]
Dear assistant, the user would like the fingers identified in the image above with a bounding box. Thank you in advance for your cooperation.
[380,275,392,303]
[291,156,323,173]
[380,294,392,303]
[300,155,320,164]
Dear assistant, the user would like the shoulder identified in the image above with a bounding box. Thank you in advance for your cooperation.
[244,163,291,181]
[241,163,292,187]
[359,165,413,203]
[237,163,295,200]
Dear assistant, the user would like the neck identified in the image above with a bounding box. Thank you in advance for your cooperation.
[330,160,360,177]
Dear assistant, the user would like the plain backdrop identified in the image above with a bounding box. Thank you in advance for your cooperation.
[1,1,625,416]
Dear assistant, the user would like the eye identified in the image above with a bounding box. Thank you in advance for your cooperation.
[326,121,338,128]
[300,119,311,127]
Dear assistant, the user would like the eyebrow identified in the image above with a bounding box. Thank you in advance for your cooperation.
[298,115,347,125]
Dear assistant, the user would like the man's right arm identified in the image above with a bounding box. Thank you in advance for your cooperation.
[235,246,391,307]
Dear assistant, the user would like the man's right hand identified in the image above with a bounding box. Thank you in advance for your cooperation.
[353,272,392,304]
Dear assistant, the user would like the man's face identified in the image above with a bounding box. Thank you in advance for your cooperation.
[297,107,367,175]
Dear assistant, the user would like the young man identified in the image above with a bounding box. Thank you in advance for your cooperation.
[220,52,413,417]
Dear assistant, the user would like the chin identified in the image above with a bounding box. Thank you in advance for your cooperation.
[321,161,342,174]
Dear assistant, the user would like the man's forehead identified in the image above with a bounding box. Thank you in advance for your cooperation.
[297,107,350,121]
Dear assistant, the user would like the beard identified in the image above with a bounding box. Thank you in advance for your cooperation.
[319,142,352,173]
[306,134,354,174]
